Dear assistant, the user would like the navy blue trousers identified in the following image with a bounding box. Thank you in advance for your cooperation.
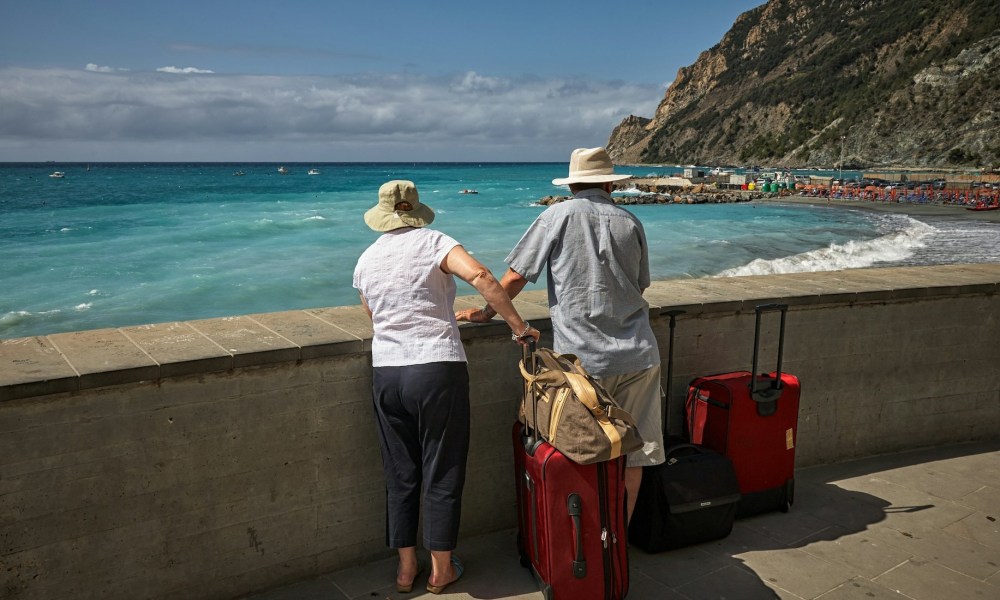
[371,361,470,551]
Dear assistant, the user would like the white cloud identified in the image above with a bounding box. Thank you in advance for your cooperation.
[85,63,128,73]
[156,66,215,74]
[452,71,508,94]
[0,67,662,161]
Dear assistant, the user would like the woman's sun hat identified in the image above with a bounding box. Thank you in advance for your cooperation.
[551,147,632,186]
[364,180,436,232]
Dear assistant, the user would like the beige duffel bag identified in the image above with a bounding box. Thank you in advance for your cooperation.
[519,347,645,465]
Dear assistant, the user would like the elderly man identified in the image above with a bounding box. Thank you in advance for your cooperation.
[457,147,664,522]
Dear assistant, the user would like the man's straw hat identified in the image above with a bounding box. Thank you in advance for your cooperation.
[552,147,632,186]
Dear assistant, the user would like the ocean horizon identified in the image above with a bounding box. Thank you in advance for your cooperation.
[4,161,1000,340]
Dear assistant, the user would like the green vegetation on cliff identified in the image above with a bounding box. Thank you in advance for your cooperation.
[610,0,1000,169]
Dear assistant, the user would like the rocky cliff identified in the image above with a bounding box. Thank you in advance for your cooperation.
[608,0,1000,169]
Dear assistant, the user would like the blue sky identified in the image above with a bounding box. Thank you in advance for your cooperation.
[0,0,764,162]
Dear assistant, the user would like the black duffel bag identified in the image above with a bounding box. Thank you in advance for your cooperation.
[629,441,741,552]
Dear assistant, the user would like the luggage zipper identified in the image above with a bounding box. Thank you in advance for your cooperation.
[549,388,570,445]
[613,465,629,599]
[597,463,613,600]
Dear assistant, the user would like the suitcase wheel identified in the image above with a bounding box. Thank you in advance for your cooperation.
[780,479,795,513]
[516,532,531,568]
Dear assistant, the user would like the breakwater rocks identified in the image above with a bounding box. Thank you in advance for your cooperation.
[538,190,770,206]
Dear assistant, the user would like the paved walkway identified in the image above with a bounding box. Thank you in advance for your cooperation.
[244,441,1000,599]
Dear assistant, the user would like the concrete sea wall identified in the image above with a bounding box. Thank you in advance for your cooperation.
[2,265,999,599]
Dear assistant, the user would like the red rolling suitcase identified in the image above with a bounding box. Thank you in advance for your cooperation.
[513,344,629,600]
[686,304,801,517]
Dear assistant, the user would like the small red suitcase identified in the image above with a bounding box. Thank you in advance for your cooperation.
[513,344,629,600]
[513,424,629,600]
[686,304,801,517]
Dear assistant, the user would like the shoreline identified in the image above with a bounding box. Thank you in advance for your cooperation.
[754,194,1000,223]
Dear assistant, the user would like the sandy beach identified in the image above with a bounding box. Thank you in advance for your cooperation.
[756,194,1000,223]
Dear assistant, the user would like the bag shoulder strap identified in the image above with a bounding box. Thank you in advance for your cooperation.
[560,369,625,458]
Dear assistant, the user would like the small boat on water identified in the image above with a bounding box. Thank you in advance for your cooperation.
[459,189,478,195]
[966,203,1000,211]
[308,169,320,175]
[49,171,65,178]
[233,170,246,176]
[278,166,289,175]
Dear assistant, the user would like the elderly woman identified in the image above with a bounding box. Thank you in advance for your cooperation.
[353,180,539,595]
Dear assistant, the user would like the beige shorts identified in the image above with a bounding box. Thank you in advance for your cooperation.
[596,364,665,468]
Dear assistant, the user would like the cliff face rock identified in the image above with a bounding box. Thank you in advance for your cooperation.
[609,0,1000,169]
[606,115,651,164]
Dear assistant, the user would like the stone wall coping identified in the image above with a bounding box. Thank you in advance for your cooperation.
[2,264,998,402]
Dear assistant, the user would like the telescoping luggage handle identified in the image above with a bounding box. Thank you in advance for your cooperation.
[662,310,686,438]
[521,339,545,456]
[750,303,788,416]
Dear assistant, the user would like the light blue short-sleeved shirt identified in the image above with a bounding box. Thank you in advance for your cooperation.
[353,227,466,367]
[505,188,659,377]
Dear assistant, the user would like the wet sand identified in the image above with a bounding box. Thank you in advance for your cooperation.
[755,195,1000,223]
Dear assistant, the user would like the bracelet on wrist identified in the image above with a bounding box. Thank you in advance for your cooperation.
[512,322,532,341]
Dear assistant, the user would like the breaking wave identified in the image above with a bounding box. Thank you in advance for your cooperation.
[716,217,937,277]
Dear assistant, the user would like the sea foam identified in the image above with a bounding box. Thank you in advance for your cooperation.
[717,217,936,277]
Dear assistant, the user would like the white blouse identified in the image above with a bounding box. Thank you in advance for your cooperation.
[353,227,467,367]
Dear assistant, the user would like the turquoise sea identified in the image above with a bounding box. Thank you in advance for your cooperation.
[4,162,1000,340]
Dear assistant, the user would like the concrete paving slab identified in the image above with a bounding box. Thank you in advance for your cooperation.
[733,276,828,307]
[813,577,912,599]
[867,525,1000,580]
[241,576,349,600]
[739,508,839,546]
[701,515,787,555]
[0,336,78,401]
[121,321,233,377]
[936,265,1000,292]
[925,450,1000,489]
[643,279,743,315]
[873,558,998,600]
[797,526,912,580]
[829,271,899,303]
[305,306,371,353]
[831,476,977,531]
[429,529,543,600]
[954,485,1000,514]
[684,277,790,306]
[624,570,688,599]
[309,554,396,600]
[763,273,865,306]
[301,529,544,600]
[871,462,988,501]
[675,564,804,600]
[47,328,158,388]
[187,316,299,368]
[247,310,360,359]
[866,271,968,300]
[453,294,553,324]
[792,481,891,532]
[943,511,1000,550]
[735,546,857,599]
[629,545,730,589]
[459,289,549,312]
[246,441,1000,600]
